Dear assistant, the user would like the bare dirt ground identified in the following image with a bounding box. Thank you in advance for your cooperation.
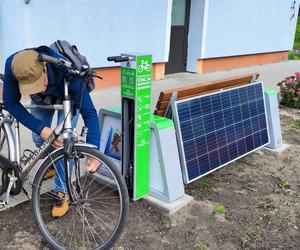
[0,108,299,250]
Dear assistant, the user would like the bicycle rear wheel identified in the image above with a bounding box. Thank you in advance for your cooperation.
[32,146,129,250]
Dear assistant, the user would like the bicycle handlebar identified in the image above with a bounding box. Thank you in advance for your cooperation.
[38,53,103,79]
[107,56,130,62]
[38,54,73,69]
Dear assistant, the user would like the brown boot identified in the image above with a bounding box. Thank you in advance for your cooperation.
[44,167,56,180]
[52,192,69,218]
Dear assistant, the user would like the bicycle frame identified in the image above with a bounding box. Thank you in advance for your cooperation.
[0,78,74,179]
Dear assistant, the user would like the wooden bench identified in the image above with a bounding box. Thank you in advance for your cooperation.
[154,73,260,117]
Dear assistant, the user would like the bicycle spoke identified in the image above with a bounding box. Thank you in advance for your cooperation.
[80,204,114,233]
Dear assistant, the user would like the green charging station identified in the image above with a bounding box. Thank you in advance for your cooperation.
[121,53,152,200]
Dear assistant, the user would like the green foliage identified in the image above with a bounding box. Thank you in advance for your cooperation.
[241,229,262,249]
[196,178,211,191]
[279,178,289,190]
[288,51,300,60]
[294,18,300,49]
[289,119,300,129]
[194,241,208,250]
[190,178,211,199]
[277,74,300,109]
[214,204,226,214]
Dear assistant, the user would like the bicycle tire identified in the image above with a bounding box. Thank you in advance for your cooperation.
[32,145,129,250]
[0,154,11,196]
[0,122,23,196]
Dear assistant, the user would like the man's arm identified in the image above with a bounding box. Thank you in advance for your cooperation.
[69,77,100,149]
[3,56,45,135]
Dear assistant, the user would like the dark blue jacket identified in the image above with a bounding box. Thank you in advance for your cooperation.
[3,46,100,148]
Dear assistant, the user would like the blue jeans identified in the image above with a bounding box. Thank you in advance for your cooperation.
[31,99,79,193]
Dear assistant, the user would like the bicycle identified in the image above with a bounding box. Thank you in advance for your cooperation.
[0,54,129,250]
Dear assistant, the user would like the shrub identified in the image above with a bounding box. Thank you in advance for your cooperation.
[277,73,300,108]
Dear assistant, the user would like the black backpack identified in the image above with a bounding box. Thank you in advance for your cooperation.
[50,40,95,92]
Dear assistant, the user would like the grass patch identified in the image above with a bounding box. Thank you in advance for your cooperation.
[241,229,262,249]
[279,178,289,190]
[194,240,208,250]
[196,178,211,191]
[289,119,300,129]
[190,177,212,199]
[214,204,226,214]
[244,184,257,192]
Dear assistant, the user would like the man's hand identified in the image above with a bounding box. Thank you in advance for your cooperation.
[86,157,100,173]
[40,127,63,148]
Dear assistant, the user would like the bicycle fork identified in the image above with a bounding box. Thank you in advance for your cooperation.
[61,79,81,204]
[63,136,82,204]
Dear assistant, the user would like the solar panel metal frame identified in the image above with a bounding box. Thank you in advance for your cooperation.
[172,81,270,184]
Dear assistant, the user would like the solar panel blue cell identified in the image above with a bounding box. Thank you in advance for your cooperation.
[214,111,225,129]
[259,114,267,130]
[183,141,197,160]
[203,114,215,133]
[219,146,230,165]
[237,139,247,156]
[232,106,242,123]
[261,129,269,144]
[228,142,238,160]
[211,94,222,112]
[208,150,220,169]
[189,99,202,117]
[180,121,194,141]
[195,136,207,155]
[206,133,218,151]
[249,101,258,116]
[201,96,213,114]
[226,125,236,142]
[239,87,248,104]
[251,116,260,131]
[187,158,200,179]
[243,120,252,136]
[223,109,234,126]
[221,92,232,109]
[245,135,255,151]
[193,117,205,137]
[216,128,227,147]
[247,85,256,98]
[255,84,263,98]
[230,89,241,106]
[257,99,265,114]
[177,103,191,122]
[235,123,244,138]
[175,82,269,183]
[241,103,250,120]
[198,155,210,174]
[253,132,262,148]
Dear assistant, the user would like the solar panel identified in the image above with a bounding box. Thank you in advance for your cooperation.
[174,82,269,184]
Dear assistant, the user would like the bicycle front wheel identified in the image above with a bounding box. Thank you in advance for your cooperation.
[32,146,129,250]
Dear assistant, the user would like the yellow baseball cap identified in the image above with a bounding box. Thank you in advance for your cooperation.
[11,50,45,95]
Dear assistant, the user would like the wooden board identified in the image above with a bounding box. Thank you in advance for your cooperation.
[154,73,259,116]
